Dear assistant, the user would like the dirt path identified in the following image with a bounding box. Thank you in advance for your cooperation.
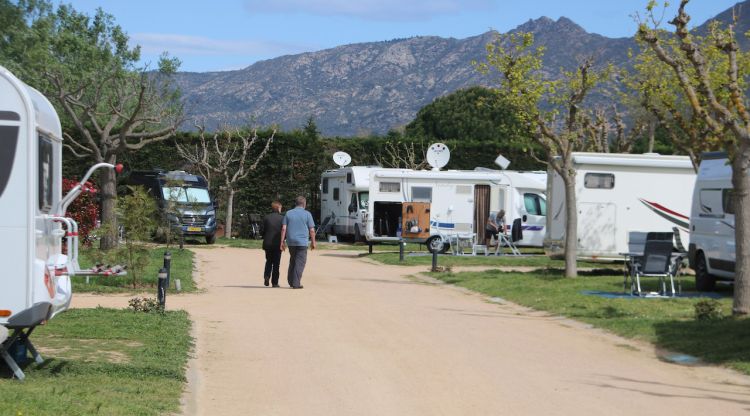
[72,248,750,415]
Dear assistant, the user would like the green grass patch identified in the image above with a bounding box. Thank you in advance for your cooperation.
[0,308,192,415]
[430,269,750,374]
[75,247,195,293]
[216,237,264,249]
[368,251,604,268]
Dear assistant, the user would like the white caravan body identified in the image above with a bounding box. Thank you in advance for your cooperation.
[0,66,68,326]
[688,152,735,281]
[320,166,382,240]
[366,169,547,247]
[545,152,696,260]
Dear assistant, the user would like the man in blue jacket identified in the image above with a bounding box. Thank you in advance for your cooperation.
[280,196,316,289]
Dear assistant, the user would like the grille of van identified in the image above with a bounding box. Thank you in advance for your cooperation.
[181,215,208,226]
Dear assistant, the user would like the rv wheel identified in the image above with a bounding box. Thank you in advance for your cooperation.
[426,236,449,254]
[694,252,716,291]
[206,233,217,245]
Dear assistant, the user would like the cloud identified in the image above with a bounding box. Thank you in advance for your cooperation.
[130,33,312,57]
[243,0,494,20]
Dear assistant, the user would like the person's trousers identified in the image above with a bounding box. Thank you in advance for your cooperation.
[263,248,281,286]
[287,246,308,288]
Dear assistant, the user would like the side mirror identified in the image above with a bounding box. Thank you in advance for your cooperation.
[522,214,527,222]
[348,203,357,213]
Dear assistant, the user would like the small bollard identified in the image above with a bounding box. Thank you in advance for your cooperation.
[175,279,182,292]
[399,240,405,262]
[157,268,168,308]
[431,248,439,272]
[368,243,373,254]
[163,251,172,288]
[179,232,184,250]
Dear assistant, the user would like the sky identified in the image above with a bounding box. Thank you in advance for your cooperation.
[60,0,742,73]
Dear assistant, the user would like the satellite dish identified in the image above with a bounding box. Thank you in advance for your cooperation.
[426,143,450,171]
[333,151,352,168]
[494,154,511,170]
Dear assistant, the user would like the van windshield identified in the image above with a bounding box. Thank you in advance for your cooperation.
[358,192,369,209]
[162,186,211,204]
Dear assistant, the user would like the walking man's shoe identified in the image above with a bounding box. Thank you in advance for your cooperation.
[292,285,304,289]
[264,276,270,287]
[272,284,280,288]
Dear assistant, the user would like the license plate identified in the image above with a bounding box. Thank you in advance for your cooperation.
[187,226,202,232]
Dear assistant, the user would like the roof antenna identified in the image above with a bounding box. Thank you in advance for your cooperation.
[494,154,511,170]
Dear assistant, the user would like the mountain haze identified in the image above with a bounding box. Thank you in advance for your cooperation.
[175,3,745,136]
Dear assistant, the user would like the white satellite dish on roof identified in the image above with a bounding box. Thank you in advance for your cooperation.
[333,151,352,168]
[426,143,450,171]
[494,154,511,170]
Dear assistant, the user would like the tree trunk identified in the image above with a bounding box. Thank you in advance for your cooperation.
[99,158,118,250]
[731,148,750,315]
[648,120,656,153]
[225,188,235,239]
[562,169,578,278]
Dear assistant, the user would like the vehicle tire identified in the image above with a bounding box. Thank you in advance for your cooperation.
[205,233,217,245]
[354,225,362,243]
[426,236,449,254]
[694,251,716,291]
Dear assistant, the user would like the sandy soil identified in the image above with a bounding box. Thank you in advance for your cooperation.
[72,247,750,415]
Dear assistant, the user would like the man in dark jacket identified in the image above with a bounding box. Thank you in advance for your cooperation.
[261,201,284,287]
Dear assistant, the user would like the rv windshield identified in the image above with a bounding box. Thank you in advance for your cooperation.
[162,186,211,204]
[358,192,369,209]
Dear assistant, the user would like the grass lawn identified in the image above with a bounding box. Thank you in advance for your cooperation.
[75,247,196,293]
[0,308,192,415]
[367,251,605,269]
[430,268,750,375]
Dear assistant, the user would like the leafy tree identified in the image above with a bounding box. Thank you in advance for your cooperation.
[475,32,611,277]
[0,1,183,250]
[118,186,157,288]
[637,0,750,315]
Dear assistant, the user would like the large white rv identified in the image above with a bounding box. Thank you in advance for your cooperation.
[545,152,696,260]
[688,152,736,290]
[0,66,118,378]
[365,168,547,252]
[320,166,382,241]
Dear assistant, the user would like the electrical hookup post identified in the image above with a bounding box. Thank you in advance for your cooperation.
[157,268,168,309]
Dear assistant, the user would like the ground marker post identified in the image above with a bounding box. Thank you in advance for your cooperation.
[163,251,172,288]
[431,249,439,272]
[399,239,405,262]
[368,243,373,254]
[157,268,168,309]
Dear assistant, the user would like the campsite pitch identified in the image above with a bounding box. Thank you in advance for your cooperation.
[72,248,750,415]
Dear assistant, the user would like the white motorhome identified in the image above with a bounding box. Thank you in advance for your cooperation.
[320,166,382,241]
[0,66,117,378]
[545,152,696,260]
[688,152,736,291]
[365,168,547,252]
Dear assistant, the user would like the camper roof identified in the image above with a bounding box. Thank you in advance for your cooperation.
[570,152,693,169]
[0,66,61,140]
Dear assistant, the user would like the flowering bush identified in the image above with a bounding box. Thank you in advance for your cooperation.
[62,178,99,247]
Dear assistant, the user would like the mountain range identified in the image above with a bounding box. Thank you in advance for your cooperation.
[174,2,746,137]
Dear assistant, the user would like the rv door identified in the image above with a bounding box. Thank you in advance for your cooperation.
[578,202,616,256]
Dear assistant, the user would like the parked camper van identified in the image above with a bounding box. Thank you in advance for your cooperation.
[688,152,736,290]
[127,170,218,244]
[366,169,547,252]
[545,152,696,260]
[320,166,380,241]
[0,65,119,378]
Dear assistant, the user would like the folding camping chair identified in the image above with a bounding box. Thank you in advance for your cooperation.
[629,239,678,296]
[493,218,521,256]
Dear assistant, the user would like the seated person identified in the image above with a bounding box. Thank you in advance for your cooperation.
[485,209,506,246]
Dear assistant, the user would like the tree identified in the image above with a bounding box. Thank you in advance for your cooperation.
[374,140,428,169]
[0,1,183,250]
[303,116,320,140]
[637,0,750,315]
[176,124,275,239]
[475,32,611,277]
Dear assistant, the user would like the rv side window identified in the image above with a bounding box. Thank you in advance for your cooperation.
[723,189,735,215]
[333,188,340,201]
[523,193,546,216]
[346,173,352,184]
[411,186,432,202]
[584,173,615,189]
[379,182,400,193]
[322,178,329,193]
[699,189,723,216]
[38,133,54,212]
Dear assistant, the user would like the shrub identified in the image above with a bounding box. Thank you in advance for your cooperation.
[694,299,724,321]
[128,296,163,313]
[62,177,99,247]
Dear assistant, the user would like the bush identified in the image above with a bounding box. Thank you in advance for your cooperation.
[694,299,724,321]
[128,297,163,313]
